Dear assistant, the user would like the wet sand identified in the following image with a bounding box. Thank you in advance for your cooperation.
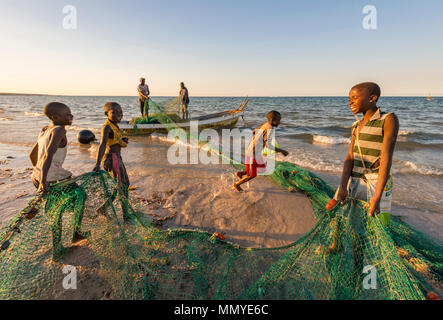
[41,239,115,300]
[127,138,317,248]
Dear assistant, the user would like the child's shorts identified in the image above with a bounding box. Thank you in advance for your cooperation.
[103,152,130,188]
[363,173,393,227]
[335,173,393,227]
[245,156,266,178]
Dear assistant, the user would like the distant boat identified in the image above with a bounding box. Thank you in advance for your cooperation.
[427,92,435,101]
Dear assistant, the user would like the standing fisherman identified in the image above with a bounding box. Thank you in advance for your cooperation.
[179,82,190,119]
[137,77,150,117]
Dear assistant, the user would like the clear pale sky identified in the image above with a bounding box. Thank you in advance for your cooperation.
[0,0,442,96]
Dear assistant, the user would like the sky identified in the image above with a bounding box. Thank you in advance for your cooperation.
[0,0,442,96]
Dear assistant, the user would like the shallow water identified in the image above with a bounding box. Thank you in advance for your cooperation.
[0,95,442,234]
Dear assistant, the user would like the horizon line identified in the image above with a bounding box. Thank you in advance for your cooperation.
[0,92,441,98]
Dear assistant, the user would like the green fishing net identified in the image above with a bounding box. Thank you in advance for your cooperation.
[1,99,441,300]
[129,98,183,125]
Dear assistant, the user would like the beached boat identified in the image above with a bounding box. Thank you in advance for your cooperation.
[119,98,248,135]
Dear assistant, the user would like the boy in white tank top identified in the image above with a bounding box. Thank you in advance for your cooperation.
[29,102,87,260]
[30,102,73,192]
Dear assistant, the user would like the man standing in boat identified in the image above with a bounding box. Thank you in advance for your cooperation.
[137,77,150,117]
[179,82,190,119]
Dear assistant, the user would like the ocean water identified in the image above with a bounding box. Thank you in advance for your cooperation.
[0,95,442,219]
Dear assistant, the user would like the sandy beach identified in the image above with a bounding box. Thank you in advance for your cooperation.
[1,137,317,247]
[1,132,442,299]
[0,137,320,299]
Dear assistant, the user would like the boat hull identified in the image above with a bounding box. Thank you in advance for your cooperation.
[120,112,242,135]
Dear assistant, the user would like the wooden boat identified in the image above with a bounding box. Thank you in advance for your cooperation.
[119,97,248,135]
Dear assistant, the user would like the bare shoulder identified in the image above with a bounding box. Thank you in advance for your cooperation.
[103,124,114,137]
[52,126,66,136]
[384,113,399,129]
[102,124,111,131]
[386,112,399,121]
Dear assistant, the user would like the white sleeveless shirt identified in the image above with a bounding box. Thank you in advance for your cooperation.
[31,126,72,183]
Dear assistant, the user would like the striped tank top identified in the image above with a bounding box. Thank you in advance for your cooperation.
[351,108,392,179]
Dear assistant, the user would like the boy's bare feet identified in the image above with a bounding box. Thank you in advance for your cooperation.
[235,172,244,179]
[233,183,243,192]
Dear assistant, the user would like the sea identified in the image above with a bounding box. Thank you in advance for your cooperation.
[0,95,442,235]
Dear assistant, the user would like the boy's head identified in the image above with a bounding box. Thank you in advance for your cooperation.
[44,102,73,126]
[266,110,281,127]
[104,102,123,123]
[180,82,185,89]
[140,77,145,85]
[349,82,381,114]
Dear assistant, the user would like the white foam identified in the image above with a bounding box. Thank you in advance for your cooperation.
[398,130,414,136]
[24,112,42,117]
[276,153,343,173]
[395,160,443,176]
[313,135,351,145]
[278,151,443,177]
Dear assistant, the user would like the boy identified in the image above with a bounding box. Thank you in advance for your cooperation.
[30,102,73,192]
[234,110,289,192]
[336,82,399,226]
[93,102,130,194]
[29,102,86,259]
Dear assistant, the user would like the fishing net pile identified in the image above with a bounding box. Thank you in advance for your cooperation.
[1,99,441,300]
[129,98,182,125]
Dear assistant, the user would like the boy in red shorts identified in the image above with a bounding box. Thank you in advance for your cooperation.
[234,110,288,192]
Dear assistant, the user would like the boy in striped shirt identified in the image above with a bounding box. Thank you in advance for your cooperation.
[336,82,399,226]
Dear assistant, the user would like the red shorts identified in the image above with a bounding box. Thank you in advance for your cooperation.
[246,156,266,178]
